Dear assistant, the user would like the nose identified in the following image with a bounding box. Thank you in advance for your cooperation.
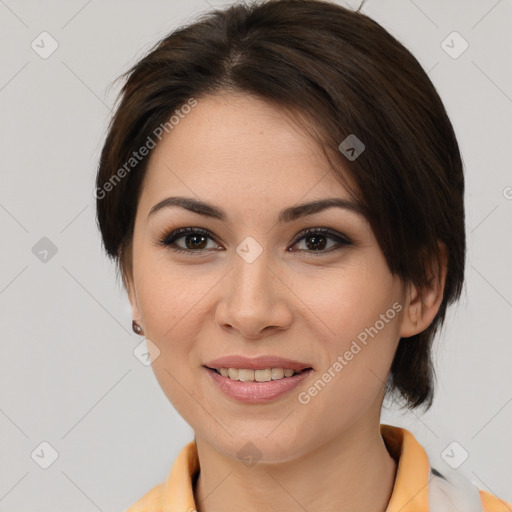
[215,250,293,340]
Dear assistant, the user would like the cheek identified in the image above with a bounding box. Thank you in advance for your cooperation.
[134,248,214,337]
[295,261,400,409]
[133,255,219,397]
[297,255,398,342]
[134,263,207,416]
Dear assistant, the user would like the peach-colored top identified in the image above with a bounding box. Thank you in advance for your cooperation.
[125,424,511,512]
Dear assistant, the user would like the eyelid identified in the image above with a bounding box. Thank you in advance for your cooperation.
[291,227,353,248]
[159,227,217,244]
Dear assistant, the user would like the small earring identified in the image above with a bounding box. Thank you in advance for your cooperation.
[132,320,144,335]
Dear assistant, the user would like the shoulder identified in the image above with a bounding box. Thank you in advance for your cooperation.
[480,488,512,512]
[123,483,164,512]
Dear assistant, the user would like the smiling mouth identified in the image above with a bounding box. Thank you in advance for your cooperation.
[204,366,313,382]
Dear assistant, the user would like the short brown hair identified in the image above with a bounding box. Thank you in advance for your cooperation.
[96,0,466,410]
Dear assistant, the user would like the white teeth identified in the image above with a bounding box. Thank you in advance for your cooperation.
[239,369,256,381]
[271,368,285,380]
[217,367,301,381]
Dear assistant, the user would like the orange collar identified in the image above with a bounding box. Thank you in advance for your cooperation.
[380,424,429,511]
[126,423,509,512]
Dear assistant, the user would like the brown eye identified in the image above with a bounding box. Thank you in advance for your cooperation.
[159,227,220,253]
[182,233,208,250]
[290,228,352,253]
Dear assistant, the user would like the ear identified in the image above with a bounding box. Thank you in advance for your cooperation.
[399,242,448,339]
[126,276,142,325]
[121,249,143,328]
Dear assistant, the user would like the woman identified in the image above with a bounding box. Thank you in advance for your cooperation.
[95,0,511,510]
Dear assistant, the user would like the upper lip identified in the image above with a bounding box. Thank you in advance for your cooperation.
[204,355,314,371]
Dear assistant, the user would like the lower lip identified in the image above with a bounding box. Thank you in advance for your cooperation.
[204,367,314,403]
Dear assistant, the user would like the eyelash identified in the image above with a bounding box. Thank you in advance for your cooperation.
[157,227,352,256]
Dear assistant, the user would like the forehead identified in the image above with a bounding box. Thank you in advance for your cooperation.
[140,93,357,214]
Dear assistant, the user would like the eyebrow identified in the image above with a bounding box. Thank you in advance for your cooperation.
[148,196,367,223]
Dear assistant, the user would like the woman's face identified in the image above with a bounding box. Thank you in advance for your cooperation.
[127,92,411,461]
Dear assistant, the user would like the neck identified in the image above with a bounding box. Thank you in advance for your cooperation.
[193,420,397,512]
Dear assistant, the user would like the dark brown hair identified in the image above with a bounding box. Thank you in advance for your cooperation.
[96,0,465,410]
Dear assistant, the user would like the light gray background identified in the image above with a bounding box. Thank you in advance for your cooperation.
[0,0,511,510]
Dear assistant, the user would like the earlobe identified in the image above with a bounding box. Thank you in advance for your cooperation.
[132,320,144,335]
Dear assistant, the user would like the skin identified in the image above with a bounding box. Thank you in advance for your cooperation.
[125,92,447,512]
